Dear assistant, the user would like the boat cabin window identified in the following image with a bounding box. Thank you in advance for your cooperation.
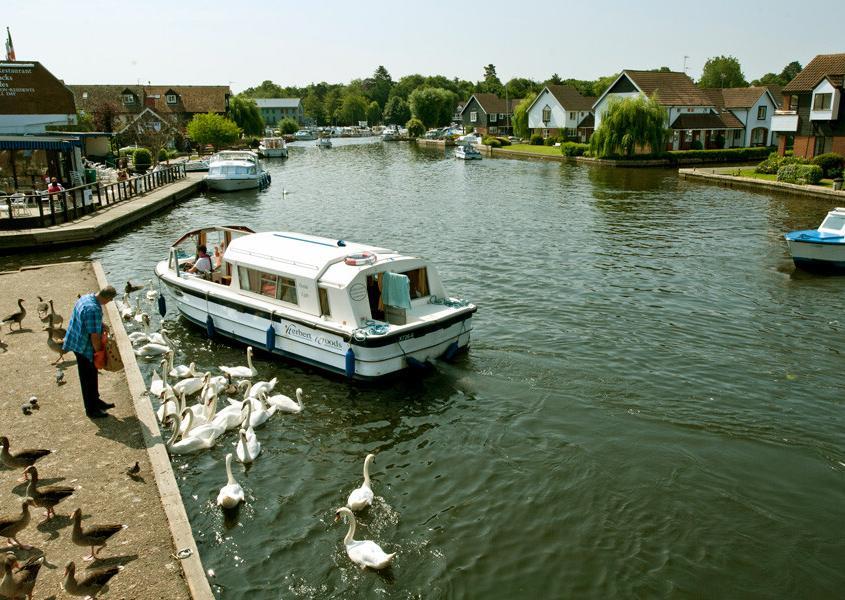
[239,267,298,305]
[318,287,331,317]
[365,267,430,321]
[821,214,845,233]
[209,165,255,176]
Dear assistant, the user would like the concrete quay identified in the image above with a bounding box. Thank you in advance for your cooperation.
[0,261,212,599]
[0,173,204,254]
[679,167,845,200]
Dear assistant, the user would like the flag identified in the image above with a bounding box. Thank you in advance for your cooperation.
[5,27,15,61]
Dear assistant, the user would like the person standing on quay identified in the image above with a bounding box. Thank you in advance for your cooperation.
[63,286,118,418]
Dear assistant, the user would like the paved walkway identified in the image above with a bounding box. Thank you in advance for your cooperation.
[0,262,211,599]
[0,174,203,252]
[679,167,845,200]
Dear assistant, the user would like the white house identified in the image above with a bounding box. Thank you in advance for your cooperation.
[593,70,745,151]
[702,87,780,147]
[526,84,596,141]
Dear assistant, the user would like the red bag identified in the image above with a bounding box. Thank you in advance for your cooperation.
[93,333,108,370]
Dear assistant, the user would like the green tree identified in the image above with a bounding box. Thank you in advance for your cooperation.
[751,72,785,86]
[366,101,382,125]
[699,55,748,88]
[338,93,368,125]
[383,96,410,125]
[323,89,343,124]
[408,87,457,128]
[186,113,241,151]
[406,117,425,138]
[478,64,504,95]
[240,79,285,98]
[277,117,299,134]
[589,73,619,97]
[779,61,803,84]
[390,74,427,100]
[505,77,540,100]
[228,96,265,136]
[302,90,325,125]
[512,93,537,138]
[589,94,669,158]
[546,73,563,85]
[364,65,394,109]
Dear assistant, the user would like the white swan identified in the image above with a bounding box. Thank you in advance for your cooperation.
[347,453,375,512]
[118,293,134,320]
[248,376,278,398]
[165,410,217,454]
[265,388,304,414]
[334,507,396,570]
[173,372,209,397]
[235,428,260,463]
[216,453,245,509]
[132,300,145,323]
[201,374,229,403]
[135,332,171,357]
[128,315,149,344]
[148,358,168,398]
[155,390,179,424]
[168,354,196,379]
[219,346,258,379]
[248,392,277,429]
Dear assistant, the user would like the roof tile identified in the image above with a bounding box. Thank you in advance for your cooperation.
[782,53,845,92]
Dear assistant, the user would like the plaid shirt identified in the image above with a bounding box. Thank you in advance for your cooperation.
[63,293,103,360]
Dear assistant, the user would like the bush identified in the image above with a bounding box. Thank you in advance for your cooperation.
[543,136,556,146]
[132,148,152,173]
[691,139,704,150]
[157,148,168,162]
[756,154,806,174]
[496,137,511,147]
[482,136,502,148]
[277,118,299,135]
[777,163,823,185]
[530,133,543,146]
[812,152,845,178]
[714,134,725,149]
[406,118,425,138]
[561,142,589,157]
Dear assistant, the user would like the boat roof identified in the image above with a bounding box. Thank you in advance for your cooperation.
[225,231,407,284]
[211,150,257,161]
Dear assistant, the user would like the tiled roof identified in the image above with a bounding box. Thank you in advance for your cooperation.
[254,98,301,109]
[577,113,595,128]
[623,70,713,106]
[701,87,769,109]
[469,93,519,114]
[545,85,596,111]
[765,85,783,108]
[671,112,743,130]
[782,53,845,92]
[69,84,231,115]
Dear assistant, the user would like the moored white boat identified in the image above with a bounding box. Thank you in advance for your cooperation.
[204,151,270,192]
[294,129,317,141]
[154,226,476,379]
[317,136,333,148]
[258,137,288,158]
[785,207,845,272]
[455,144,482,160]
[184,158,209,172]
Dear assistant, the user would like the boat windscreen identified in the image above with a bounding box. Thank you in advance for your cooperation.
[821,214,845,233]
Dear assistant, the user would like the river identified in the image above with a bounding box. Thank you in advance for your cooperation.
[4,138,844,598]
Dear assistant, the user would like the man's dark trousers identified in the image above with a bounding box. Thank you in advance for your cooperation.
[73,352,100,414]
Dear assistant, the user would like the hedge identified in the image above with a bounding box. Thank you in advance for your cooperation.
[756,154,806,175]
[482,136,502,148]
[812,152,844,178]
[777,163,823,185]
[561,142,589,157]
[530,133,543,146]
[595,147,772,163]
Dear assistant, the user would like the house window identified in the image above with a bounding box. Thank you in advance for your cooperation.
[687,108,694,112]
[813,93,832,110]
[123,94,135,104]
[238,267,298,305]
[788,95,798,111]
[470,111,477,123]
[82,91,88,100]
[569,112,575,120]
[489,126,498,134]
[166,94,177,104]
[490,113,497,122]
[733,130,742,141]
[542,105,551,123]
[757,106,766,120]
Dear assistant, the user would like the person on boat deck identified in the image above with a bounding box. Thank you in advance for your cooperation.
[187,244,213,274]
[212,245,223,269]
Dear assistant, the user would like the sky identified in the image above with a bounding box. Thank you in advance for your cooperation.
[5,0,845,92]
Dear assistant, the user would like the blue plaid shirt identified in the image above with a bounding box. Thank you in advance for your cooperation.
[63,293,103,360]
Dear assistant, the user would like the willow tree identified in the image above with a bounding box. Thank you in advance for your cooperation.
[590,94,669,158]
[511,93,536,139]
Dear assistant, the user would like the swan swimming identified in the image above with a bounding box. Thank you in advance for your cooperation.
[334,506,396,570]
[347,453,375,512]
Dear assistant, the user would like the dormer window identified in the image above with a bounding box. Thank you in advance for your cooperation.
[166,93,178,104]
[82,91,88,100]
[542,105,551,123]
[123,93,135,104]
[813,93,832,110]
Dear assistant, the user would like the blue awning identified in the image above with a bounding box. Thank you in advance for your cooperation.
[0,138,82,151]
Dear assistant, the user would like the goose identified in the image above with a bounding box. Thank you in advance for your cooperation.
[334,507,396,570]
[216,453,245,509]
[124,281,144,295]
[219,345,258,379]
[36,296,49,318]
[0,498,34,549]
[265,387,304,414]
[63,561,122,599]
[24,465,74,520]
[347,453,376,512]
[173,371,209,397]
[134,332,171,357]
[248,376,278,398]
[0,436,51,481]
[1,299,25,331]
[149,358,168,397]
[71,508,127,561]
[2,551,43,600]
[46,299,64,328]
[46,327,67,364]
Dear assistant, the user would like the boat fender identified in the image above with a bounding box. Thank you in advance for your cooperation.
[345,348,356,378]
[442,341,459,361]
[158,294,167,317]
[345,251,377,266]
[267,173,271,184]
[265,324,275,351]
[337,240,346,247]
[206,314,215,339]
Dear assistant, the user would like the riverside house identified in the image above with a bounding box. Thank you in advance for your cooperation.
[771,53,845,158]
[254,98,304,127]
[460,93,521,136]
[700,87,781,147]
[526,84,596,142]
[593,70,744,151]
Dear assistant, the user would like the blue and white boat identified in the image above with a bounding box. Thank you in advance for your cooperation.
[455,144,482,160]
[784,207,845,272]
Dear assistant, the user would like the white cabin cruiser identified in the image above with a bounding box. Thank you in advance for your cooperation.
[155,226,476,379]
[204,151,270,192]
[455,144,482,160]
[317,136,333,148]
[784,207,845,272]
[258,137,288,158]
[294,129,317,141]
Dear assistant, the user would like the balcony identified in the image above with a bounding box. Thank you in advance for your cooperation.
[771,110,798,132]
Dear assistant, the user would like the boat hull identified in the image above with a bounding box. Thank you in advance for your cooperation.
[156,267,474,379]
[258,148,288,158]
[786,238,845,273]
[204,175,268,192]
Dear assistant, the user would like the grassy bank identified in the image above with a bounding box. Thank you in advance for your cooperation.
[737,168,835,188]
[498,144,564,156]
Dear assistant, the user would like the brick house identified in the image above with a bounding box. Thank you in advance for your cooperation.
[459,93,521,136]
[771,53,845,158]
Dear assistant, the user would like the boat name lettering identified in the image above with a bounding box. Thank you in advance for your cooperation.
[399,334,413,341]
[284,323,343,350]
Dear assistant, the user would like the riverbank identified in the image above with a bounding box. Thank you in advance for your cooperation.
[679,166,845,200]
[0,174,204,254]
[0,261,210,599]
[487,145,770,168]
